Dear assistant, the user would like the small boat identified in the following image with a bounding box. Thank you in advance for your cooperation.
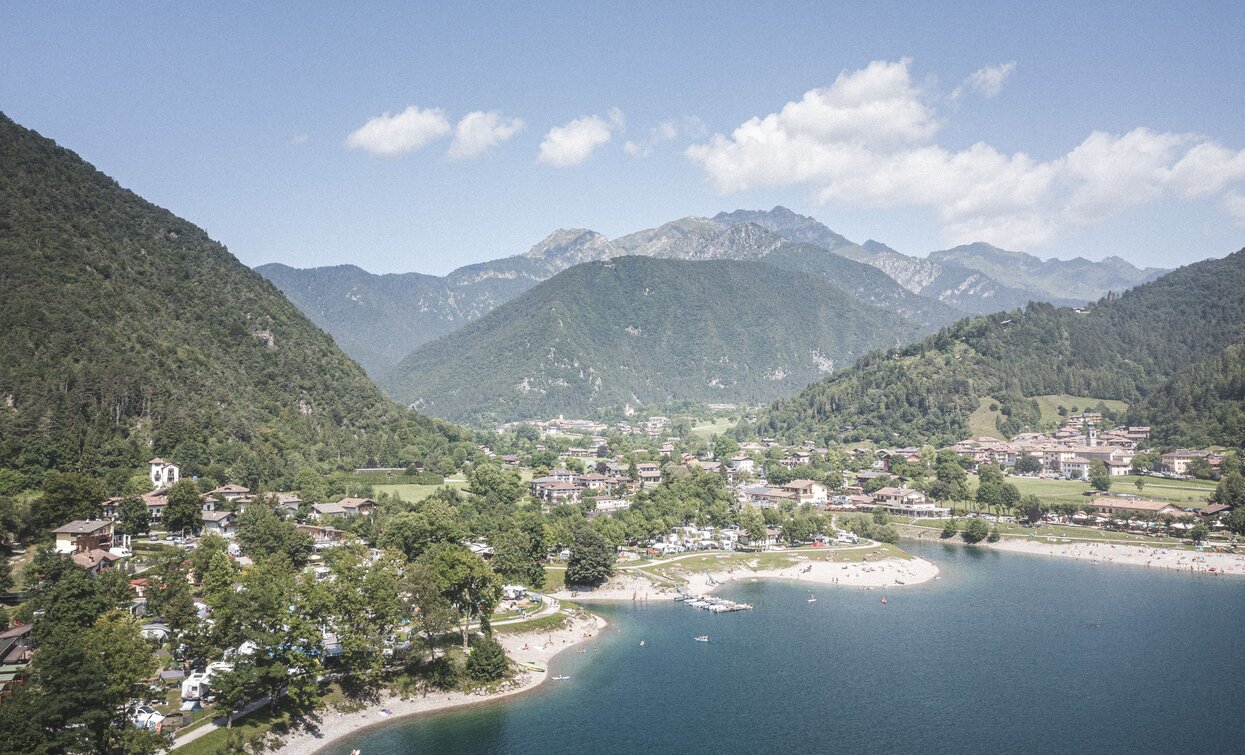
[881,596,888,604]
[807,593,816,603]
[639,640,645,646]
[694,635,709,642]
[552,675,570,681]
[518,661,546,673]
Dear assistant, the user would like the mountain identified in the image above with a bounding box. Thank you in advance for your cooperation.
[262,206,1168,375]
[261,218,960,373]
[929,243,1167,303]
[1130,343,1245,448]
[748,250,1245,447]
[257,230,620,375]
[0,113,473,487]
[709,208,1093,313]
[380,256,927,424]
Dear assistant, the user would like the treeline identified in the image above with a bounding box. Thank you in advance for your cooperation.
[0,113,478,490]
[747,250,1245,447]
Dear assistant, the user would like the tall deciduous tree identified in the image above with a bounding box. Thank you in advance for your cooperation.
[419,544,501,652]
[163,479,203,535]
[565,526,614,587]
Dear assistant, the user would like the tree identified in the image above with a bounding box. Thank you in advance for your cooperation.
[1015,453,1042,475]
[236,501,312,566]
[211,660,257,728]
[35,472,107,531]
[469,464,525,506]
[201,550,239,608]
[163,479,203,535]
[741,506,767,551]
[114,493,150,537]
[491,529,545,589]
[1189,522,1209,544]
[940,518,958,539]
[1135,477,1146,493]
[872,507,890,525]
[379,502,465,561]
[961,518,990,544]
[465,636,509,682]
[189,533,230,583]
[419,544,502,652]
[1187,457,1214,480]
[89,611,158,748]
[146,551,196,634]
[1210,472,1245,509]
[987,525,1001,543]
[565,526,614,588]
[1088,461,1112,492]
[407,561,457,662]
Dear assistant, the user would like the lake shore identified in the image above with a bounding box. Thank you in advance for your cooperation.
[552,550,940,602]
[267,612,606,755]
[988,538,1245,575]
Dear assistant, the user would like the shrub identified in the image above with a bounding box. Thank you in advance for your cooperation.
[465,636,508,682]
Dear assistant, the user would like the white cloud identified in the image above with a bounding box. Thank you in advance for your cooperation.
[1223,192,1245,227]
[447,111,525,159]
[291,134,310,145]
[624,116,706,158]
[686,59,1245,248]
[538,109,623,167]
[952,61,1016,100]
[346,105,451,157]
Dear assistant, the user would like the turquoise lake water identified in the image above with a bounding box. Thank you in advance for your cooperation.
[335,542,1245,754]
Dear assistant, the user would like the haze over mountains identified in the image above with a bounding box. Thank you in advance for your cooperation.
[259,207,1165,378]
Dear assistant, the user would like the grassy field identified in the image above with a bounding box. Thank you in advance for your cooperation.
[973,473,1215,509]
[373,479,469,503]
[1030,394,1129,426]
[692,419,737,438]
[966,396,1005,439]
[542,566,566,592]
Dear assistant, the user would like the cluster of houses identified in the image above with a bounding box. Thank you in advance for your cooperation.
[951,418,1224,480]
[528,462,662,511]
[95,459,377,543]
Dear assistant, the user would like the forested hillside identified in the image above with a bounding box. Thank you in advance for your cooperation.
[0,114,474,490]
[748,250,1245,447]
[382,256,925,424]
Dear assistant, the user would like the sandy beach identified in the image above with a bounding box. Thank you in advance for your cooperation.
[553,549,940,603]
[267,612,606,755]
[990,538,1245,575]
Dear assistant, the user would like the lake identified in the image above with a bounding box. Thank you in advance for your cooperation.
[336,542,1245,754]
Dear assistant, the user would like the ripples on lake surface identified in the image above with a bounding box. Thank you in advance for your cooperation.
[338,542,1245,754]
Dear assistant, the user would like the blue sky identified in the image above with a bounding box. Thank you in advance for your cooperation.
[3,1,1243,274]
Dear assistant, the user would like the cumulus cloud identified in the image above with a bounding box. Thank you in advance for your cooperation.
[538,109,623,167]
[686,59,1245,248]
[346,106,451,157]
[952,61,1016,100]
[1223,192,1245,227]
[624,116,706,158]
[447,111,525,159]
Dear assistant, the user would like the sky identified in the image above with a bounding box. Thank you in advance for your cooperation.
[3,1,1244,275]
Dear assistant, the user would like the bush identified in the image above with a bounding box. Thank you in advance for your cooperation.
[465,636,508,682]
[940,519,958,539]
[987,525,1001,543]
[961,518,990,544]
[423,656,460,690]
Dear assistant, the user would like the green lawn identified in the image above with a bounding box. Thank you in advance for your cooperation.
[542,566,566,592]
[975,473,1214,509]
[620,544,911,585]
[173,698,299,754]
[967,396,1005,439]
[373,479,469,503]
[692,419,737,438]
[1030,394,1130,426]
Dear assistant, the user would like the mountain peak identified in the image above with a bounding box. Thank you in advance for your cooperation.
[523,228,614,263]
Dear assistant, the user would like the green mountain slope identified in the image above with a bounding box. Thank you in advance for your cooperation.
[0,113,472,486]
[1130,342,1245,448]
[381,256,926,424]
[748,250,1245,446]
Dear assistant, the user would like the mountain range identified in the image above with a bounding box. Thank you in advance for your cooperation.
[380,256,926,424]
[259,207,1165,377]
[748,249,1245,448]
[0,113,473,486]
